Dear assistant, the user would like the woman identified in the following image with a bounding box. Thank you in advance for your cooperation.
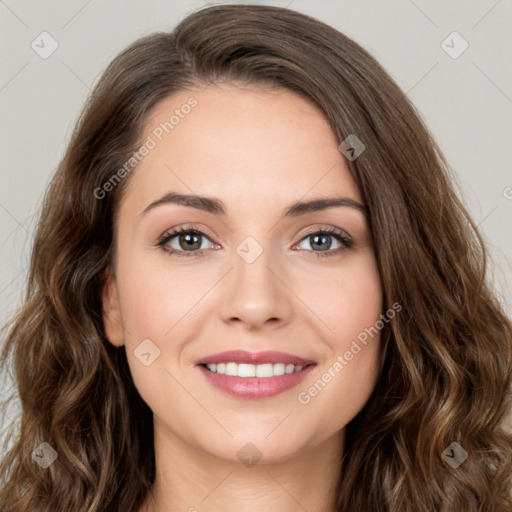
[1,4,511,511]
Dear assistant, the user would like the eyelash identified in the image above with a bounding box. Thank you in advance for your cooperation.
[156,225,354,259]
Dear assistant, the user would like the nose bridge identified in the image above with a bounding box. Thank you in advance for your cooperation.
[234,234,275,287]
[219,233,291,328]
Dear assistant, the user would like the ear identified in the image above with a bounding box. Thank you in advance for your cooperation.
[100,268,125,347]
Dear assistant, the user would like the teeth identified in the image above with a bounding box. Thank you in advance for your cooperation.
[205,362,304,377]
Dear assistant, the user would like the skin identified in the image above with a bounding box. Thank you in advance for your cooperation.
[101,82,383,512]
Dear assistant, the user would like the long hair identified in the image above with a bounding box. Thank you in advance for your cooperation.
[1,4,511,511]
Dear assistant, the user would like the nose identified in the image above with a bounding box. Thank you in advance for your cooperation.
[219,242,292,330]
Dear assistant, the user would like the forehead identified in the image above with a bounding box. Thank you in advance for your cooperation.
[121,83,361,217]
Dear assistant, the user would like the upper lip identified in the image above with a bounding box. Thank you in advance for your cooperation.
[196,350,316,367]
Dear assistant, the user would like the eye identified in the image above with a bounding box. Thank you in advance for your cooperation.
[293,227,353,258]
[156,226,217,258]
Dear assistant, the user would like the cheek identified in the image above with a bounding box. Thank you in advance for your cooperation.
[295,254,383,418]
[115,247,208,337]
[331,254,382,376]
[336,264,382,340]
[113,249,223,400]
[304,251,383,344]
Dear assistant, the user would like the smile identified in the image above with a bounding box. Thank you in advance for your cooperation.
[203,362,305,377]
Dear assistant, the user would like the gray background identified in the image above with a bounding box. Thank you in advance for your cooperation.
[1,0,511,441]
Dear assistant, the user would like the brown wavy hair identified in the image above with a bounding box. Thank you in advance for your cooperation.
[1,4,511,511]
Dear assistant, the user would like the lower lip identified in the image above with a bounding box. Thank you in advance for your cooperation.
[197,364,316,399]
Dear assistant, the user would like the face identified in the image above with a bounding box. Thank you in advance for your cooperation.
[102,82,383,464]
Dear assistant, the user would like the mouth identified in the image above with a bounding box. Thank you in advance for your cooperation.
[195,350,317,399]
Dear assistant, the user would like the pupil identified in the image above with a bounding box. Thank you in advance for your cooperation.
[181,233,200,250]
[311,234,331,251]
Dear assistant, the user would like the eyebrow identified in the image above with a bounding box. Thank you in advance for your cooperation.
[140,192,369,219]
